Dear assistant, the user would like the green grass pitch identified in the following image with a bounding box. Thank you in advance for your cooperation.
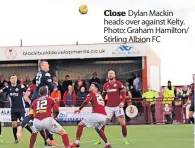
[0,124,194,148]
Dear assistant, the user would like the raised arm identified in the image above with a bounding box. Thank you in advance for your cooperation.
[74,94,92,113]
[0,86,8,93]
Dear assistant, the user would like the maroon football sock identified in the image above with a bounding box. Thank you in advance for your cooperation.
[29,133,37,148]
[61,134,70,147]
[96,129,108,143]
[121,125,127,138]
[102,125,105,131]
[76,125,84,140]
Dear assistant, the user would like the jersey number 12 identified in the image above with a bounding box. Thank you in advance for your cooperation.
[36,100,47,110]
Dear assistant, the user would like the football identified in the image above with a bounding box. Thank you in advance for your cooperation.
[79,4,88,14]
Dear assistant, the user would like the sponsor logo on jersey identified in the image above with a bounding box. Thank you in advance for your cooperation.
[10,92,19,97]
[107,89,117,92]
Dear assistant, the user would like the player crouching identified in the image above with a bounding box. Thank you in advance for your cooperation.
[71,82,112,148]
[29,86,71,148]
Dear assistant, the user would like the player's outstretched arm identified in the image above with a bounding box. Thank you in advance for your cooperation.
[0,86,8,93]
[75,95,92,113]
[24,91,31,105]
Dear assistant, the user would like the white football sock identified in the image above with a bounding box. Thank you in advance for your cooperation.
[75,140,80,144]
[123,137,127,140]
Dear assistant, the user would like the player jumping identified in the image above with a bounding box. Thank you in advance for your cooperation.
[71,82,112,148]
[17,61,57,146]
[29,86,71,148]
[93,70,129,145]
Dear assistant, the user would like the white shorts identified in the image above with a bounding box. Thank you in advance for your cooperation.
[33,117,63,133]
[105,106,125,119]
[82,113,107,129]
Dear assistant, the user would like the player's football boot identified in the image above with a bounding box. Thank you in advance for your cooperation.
[104,144,112,148]
[123,139,129,145]
[46,139,58,146]
[0,136,3,143]
[93,140,101,145]
[17,126,23,140]
[71,142,80,147]
[14,139,19,144]
[45,142,52,146]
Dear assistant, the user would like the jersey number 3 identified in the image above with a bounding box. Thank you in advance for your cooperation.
[36,100,47,110]
[36,73,42,86]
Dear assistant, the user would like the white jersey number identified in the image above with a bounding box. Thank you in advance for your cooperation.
[36,73,42,86]
[36,100,47,110]
[96,94,105,106]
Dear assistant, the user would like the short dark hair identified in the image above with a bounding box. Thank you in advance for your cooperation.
[91,82,100,90]
[10,74,17,79]
[39,86,48,96]
[65,75,69,78]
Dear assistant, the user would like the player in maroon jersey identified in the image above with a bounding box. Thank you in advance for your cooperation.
[71,82,112,148]
[94,70,129,145]
[17,81,58,147]
[23,83,36,104]
[28,86,71,148]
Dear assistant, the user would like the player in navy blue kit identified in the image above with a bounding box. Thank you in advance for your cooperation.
[17,61,57,146]
[32,61,56,102]
[0,74,32,144]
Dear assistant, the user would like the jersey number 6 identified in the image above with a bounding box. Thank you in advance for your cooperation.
[36,100,47,110]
